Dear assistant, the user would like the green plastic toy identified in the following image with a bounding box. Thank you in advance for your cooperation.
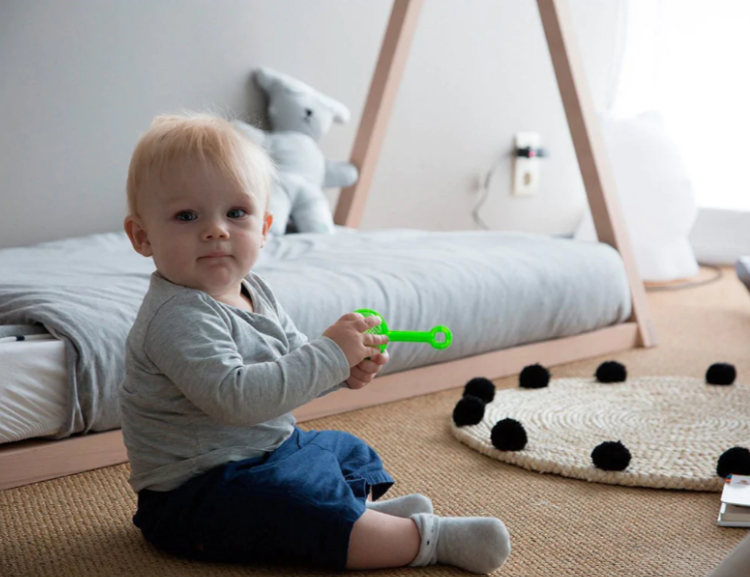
[355,308,453,353]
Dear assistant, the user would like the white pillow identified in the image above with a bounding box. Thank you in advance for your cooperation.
[575,111,699,282]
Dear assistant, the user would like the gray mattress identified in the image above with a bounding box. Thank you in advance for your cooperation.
[0,229,631,438]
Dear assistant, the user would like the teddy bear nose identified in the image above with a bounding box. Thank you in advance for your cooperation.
[304,108,313,118]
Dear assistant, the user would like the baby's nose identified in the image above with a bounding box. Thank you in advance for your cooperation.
[202,222,229,239]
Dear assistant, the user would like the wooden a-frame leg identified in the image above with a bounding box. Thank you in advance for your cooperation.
[333,0,424,229]
[536,0,656,347]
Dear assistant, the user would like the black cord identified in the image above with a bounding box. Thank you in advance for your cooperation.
[645,264,724,292]
[472,154,510,230]
[473,148,548,230]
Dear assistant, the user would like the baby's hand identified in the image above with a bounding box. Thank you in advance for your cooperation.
[347,350,390,390]
[323,313,389,368]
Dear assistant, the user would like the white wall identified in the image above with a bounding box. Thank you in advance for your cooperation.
[0,0,626,249]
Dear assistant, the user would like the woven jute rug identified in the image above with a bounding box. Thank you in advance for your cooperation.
[452,375,750,492]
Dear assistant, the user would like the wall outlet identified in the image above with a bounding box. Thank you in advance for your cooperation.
[512,132,541,197]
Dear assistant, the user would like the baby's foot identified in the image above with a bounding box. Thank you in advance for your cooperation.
[365,493,433,518]
[409,513,511,574]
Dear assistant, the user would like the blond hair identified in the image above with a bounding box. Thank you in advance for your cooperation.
[126,112,275,216]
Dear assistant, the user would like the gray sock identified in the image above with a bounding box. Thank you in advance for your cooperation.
[409,513,511,574]
[365,493,433,517]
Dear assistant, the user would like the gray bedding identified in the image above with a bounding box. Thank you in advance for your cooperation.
[0,229,630,439]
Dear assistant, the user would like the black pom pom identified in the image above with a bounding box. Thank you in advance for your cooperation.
[519,364,550,389]
[595,361,627,383]
[717,447,750,478]
[463,377,496,403]
[452,396,486,427]
[490,418,527,451]
[706,363,737,386]
[591,441,631,471]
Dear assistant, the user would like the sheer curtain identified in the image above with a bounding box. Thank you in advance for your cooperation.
[612,0,750,212]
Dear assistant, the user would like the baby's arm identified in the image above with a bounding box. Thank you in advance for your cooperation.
[251,275,389,392]
[253,275,342,397]
[277,305,343,398]
[144,294,351,426]
[274,301,389,396]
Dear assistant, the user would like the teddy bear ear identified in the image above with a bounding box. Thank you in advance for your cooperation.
[254,67,351,124]
[319,94,351,124]
[255,67,326,103]
[254,67,289,93]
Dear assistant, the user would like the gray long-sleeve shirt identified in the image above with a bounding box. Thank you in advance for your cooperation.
[119,271,350,493]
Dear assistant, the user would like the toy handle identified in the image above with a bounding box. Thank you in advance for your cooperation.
[388,326,453,350]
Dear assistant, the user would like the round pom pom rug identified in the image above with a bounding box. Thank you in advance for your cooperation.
[451,376,750,491]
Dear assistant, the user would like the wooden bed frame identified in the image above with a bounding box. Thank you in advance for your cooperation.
[0,0,655,491]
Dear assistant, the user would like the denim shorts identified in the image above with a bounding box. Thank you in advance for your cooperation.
[132,427,394,570]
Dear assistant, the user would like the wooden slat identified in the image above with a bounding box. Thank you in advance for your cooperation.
[0,430,127,490]
[333,0,424,228]
[0,323,637,491]
[536,0,657,348]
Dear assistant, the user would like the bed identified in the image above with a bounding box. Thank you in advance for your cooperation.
[0,0,655,489]
[0,227,636,488]
[0,227,632,443]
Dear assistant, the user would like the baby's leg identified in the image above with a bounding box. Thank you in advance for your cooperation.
[366,493,434,517]
[347,510,511,573]
[346,509,420,569]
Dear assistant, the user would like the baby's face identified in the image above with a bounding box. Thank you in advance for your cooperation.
[136,161,271,299]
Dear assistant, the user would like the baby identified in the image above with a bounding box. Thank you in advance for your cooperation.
[120,112,510,573]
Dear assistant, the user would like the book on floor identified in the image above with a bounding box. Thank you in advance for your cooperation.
[718,502,750,527]
[717,474,750,527]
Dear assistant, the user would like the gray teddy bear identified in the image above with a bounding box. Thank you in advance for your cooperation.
[233,67,359,235]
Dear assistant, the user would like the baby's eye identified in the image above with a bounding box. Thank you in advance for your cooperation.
[175,211,197,222]
[227,208,247,219]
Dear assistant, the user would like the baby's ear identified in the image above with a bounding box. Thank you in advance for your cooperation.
[124,215,153,257]
[261,212,274,247]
